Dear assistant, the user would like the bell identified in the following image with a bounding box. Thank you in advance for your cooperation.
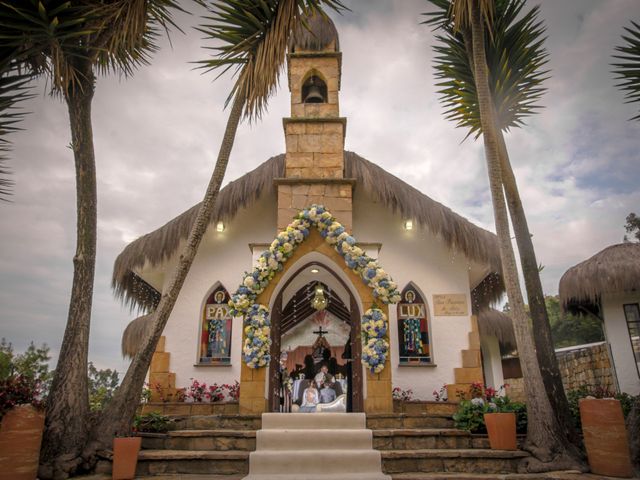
[311,283,327,311]
[304,84,325,103]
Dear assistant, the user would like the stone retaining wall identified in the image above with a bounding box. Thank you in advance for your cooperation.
[555,342,616,392]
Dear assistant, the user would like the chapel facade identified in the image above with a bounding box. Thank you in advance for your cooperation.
[115,14,510,414]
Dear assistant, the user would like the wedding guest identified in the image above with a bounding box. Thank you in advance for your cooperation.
[299,380,319,413]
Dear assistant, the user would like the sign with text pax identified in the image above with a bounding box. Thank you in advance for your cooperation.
[433,294,468,316]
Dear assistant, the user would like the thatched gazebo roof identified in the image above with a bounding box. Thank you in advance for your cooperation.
[113,151,503,312]
[122,313,153,358]
[559,242,640,314]
[477,308,517,352]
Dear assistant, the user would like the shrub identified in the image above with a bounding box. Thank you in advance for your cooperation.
[0,375,43,421]
[453,383,527,434]
[566,386,638,432]
[133,412,171,433]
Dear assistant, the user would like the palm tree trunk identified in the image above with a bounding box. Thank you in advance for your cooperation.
[468,1,582,470]
[39,59,95,480]
[87,93,245,453]
[496,131,582,448]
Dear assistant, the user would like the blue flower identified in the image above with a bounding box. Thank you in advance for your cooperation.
[366,268,376,279]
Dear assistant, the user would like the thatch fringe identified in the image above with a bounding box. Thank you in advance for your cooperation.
[559,243,640,310]
[122,313,153,358]
[477,308,517,352]
[289,11,339,53]
[471,272,505,313]
[113,151,503,311]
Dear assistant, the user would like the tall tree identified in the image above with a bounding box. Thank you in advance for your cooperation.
[425,0,580,450]
[88,0,345,457]
[624,212,640,242]
[426,0,582,469]
[613,20,640,122]
[0,2,186,477]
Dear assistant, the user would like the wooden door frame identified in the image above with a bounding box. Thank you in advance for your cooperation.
[267,260,363,412]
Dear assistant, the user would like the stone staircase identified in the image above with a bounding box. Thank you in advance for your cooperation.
[134,409,531,478]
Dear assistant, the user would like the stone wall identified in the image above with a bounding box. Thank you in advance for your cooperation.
[505,342,617,403]
[555,342,616,393]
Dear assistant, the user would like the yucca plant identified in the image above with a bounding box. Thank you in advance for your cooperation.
[0,1,189,477]
[424,0,582,470]
[91,0,345,453]
[613,20,640,122]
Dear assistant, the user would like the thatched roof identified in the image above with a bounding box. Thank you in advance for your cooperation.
[113,151,503,311]
[122,314,153,358]
[289,12,339,53]
[477,308,517,352]
[559,242,640,312]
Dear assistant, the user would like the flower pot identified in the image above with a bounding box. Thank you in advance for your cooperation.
[0,404,45,480]
[579,398,633,478]
[112,436,142,480]
[484,412,517,450]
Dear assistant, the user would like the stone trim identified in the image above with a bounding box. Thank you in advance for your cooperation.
[287,52,342,89]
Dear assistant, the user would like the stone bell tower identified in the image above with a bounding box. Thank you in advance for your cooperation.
[276,13,352,232]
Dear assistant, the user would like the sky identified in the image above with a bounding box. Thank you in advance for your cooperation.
[0,0,639,374]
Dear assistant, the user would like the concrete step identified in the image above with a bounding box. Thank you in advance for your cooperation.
[257,428,372,450]
[367,413,455,430]
[381,449,530,475]
[135,450,249,477]
[389,473,589,480]
[261,412,366,429]
[248,449,383,474]
[140,430,256,451]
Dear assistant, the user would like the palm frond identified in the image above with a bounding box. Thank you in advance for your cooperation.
[0,60,34,200]
[424,0,549,137]
[196,0,345,121]
[612,20,640,122]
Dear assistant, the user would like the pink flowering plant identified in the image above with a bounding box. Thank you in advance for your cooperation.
[392,387,414,402]
[432,384,448,402]
[185,379,240,403]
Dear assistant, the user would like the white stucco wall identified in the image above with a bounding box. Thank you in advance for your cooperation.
[159,192,277,389]
[352,193,475,401]
[602,292,640,395]
[151,188,483,400]
[481,335,504,389]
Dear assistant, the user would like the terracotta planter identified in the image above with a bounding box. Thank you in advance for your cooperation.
[579,398,633,478]
[484,412,517,450]
[112,436,142,480]
[0,404,45,480]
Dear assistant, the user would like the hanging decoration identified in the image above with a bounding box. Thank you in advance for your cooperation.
[361,307,390,373]
[229,204,401,369]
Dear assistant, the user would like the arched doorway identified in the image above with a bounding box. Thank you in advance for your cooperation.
[267,261,363,412]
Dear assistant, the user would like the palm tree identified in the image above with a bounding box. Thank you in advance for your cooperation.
[425,0,581,453]
[0,2,187,477]
[426,0,582,469]
[613,20,640,122]
[89,0,345,454]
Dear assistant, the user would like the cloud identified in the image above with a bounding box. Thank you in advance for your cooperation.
[0,0,638,371]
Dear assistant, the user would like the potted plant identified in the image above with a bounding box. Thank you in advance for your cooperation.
[453,383,524,451]
[0,375,45,480]
[579,397,633,478]
[112,432,142,480]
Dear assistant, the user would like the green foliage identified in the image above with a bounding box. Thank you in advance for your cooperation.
[424,0,549,138]
[545,296,604,348]
[613,21,640,122]
[625,212,640,242]
[133,412,171,433]
[566,386,638,432]
[88,361,120,412]
[0,338,53,396]
[453,396,527,434]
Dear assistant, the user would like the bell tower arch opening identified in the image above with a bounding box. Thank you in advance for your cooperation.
[302,74,328,104]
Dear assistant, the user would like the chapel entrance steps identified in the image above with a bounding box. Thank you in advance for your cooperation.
[134,411,532,478]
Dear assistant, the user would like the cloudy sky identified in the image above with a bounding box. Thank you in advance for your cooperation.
[1,0,638,373]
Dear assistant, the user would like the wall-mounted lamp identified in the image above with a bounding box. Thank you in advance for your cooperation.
[403,219,413,231]
[310,268,320,274]
[216,221,225,232]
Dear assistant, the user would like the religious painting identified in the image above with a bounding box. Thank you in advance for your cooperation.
[397,284,432,365]
[199,285,232,365]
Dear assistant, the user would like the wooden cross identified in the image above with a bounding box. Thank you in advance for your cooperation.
[313,326,329,338]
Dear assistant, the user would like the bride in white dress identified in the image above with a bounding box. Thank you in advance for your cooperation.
[299,380,319,413]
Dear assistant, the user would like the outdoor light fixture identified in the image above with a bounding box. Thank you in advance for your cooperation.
[311,283,327,311]
[404,220,413,230]
[216,221,225,232]
[310,268,320,274]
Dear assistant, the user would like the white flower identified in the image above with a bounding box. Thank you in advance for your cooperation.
[243,276,255,288]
